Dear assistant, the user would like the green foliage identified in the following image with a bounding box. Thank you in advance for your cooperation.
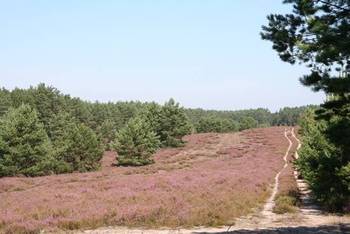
[143,99,192,147]
[67,123,104,172]
[261,1,350,115]
[0,88,11,117]
[195,117,239,133]
[0,84,316,173]
[297,109,349,210]
[262,0,350,210]
[113,117,160,166]
[186,107,307,128]
[112,99,191,166]
[273,106,316,126]
[239,117,258,130]
[0,105,55,177]
[99,119,117,150]
[49,112,104,172]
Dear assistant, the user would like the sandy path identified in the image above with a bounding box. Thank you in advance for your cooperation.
[261,129,292,217]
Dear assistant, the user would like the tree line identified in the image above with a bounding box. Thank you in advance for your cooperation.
[0,84,310,177]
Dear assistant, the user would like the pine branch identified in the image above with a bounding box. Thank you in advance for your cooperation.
[316,0,350,12]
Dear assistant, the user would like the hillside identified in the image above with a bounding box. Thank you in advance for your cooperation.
[1,127,288,233]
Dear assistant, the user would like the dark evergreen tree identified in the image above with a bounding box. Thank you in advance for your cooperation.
[0,88,11,117]
[113,117,160,166]
[99,119,117,150]
[262,0,350,209]
[49,112,103,172]
[261,0,350,118]
[297,109,349,210]
[156,99,192,147]
[0,105,55,176]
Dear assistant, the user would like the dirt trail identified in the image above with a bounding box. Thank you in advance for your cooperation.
[261,129,292,217]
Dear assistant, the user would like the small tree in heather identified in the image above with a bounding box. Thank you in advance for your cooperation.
[49,112,104,172]
[157,99,192,147]
[0,104,55,177]
[113,117,160,166]
[67,123,104,172]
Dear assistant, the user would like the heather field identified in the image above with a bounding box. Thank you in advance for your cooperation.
[0,127,288,233]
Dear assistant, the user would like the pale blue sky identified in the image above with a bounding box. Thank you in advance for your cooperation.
[0,0,324,111]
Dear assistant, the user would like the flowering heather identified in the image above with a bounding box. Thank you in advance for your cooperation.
[0,127,288,233]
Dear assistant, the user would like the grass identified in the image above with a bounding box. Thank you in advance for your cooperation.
[0,127,288,233]
[273,195,299,214]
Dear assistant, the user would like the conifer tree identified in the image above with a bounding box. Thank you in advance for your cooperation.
[49,112,103,172]
[149,99,192,147]
[0,88,11,117]
[0,105,54,176]
[99,119,117,150]
[113,117,160,166]
[66,123,104,172]
[262,0,350,209]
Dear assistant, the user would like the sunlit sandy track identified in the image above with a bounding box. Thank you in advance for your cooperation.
[261,129,292,217]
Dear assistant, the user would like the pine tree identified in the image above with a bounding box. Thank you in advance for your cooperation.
[66,123,104,172]
[49,112,104,172]
[262,0,350,210]
[297,109,349,210]
[0,88,11,117]
[261,0,350,117]
[0,104,54,177]
[139,100,192,147]
[112,117,160,166]
[99,119,117,150]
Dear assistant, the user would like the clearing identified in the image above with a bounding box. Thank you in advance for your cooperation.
[1,127,349,233]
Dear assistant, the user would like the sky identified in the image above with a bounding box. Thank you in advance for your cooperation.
[0,0,324,112]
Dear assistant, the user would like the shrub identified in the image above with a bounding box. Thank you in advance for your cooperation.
[273,195,298,214]
[0,104,55,177]
[113,117,160,166]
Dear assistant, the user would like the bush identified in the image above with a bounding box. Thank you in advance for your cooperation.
[273,195,298,214]
[113,117,160,166]
[0,104,55,177]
